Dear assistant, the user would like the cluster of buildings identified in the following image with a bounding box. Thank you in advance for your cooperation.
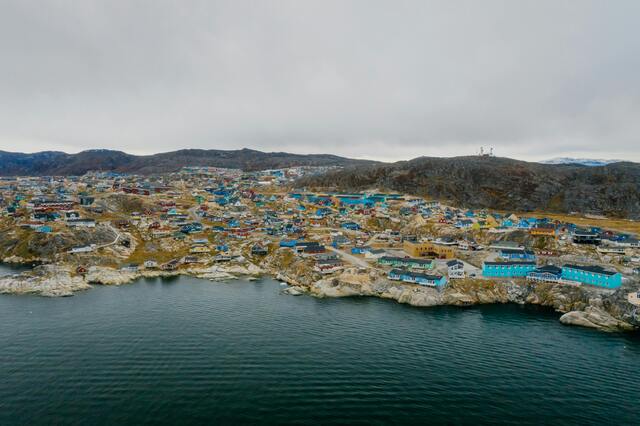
[0,167,637,291]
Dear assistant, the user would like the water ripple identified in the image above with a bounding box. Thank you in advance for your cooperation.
[0,275,639,425]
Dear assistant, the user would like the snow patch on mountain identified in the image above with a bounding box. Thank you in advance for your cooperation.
[541,157,622,167]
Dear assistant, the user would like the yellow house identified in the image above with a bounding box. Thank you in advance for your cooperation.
[403,241,455,259]
[485,215,499,227]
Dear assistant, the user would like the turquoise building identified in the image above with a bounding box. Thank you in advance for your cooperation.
[482,261,536,277]
[561,264,622,288]
[378,256,434,270]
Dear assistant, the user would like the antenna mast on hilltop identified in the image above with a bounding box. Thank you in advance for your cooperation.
[478,146,495,157]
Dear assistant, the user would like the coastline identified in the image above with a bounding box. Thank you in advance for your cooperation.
[2,255,638,333]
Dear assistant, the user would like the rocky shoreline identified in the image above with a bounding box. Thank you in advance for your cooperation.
[307,274,640,332]
[2,256,639,333]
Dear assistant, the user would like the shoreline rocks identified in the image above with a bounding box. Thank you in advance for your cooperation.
[559,307,636,331]
[0,265,90,297]
[296,269,639,332]
[0,260,268,296]
[2,260,639,333]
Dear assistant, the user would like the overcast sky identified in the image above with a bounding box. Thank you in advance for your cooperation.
[1,1,639,162]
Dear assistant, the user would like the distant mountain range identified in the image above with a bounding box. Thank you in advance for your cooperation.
[297,156,640,219]
[0,148,376,176]
[540,157,622,167]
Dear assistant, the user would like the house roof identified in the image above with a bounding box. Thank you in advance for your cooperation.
[368,249,386,254]
[389,269,444,281]
[532,265,562,275]
[562,264,618,276]
[500,248,535,255]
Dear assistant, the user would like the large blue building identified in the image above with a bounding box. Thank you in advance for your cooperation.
[561,264,622,288]
[482,261,536,277]
[388,269,447,287]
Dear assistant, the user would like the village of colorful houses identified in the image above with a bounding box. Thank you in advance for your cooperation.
[1,165,639,301]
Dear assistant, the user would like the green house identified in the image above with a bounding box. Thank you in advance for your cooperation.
[378,256,434,270]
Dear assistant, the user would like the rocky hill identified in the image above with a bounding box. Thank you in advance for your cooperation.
[0,148,376,176]
[297,156,640,219]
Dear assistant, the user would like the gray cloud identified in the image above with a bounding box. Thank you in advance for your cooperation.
[1,0,639,161]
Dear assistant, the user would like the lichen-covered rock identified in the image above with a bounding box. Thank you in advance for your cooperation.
[85,266,136,285]
[560,307,635,331]
[282,286,304,296]
[276,263,640,332]
[0,265,90,296]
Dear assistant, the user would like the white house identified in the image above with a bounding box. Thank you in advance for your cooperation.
[446,260,465,279]
[69,244,96,253]
[67,218,96,228]
[144,260,159,269]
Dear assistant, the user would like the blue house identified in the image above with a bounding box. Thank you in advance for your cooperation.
[388,269,447,287]
[517,219,533,229]
[456,219,473,229]
[482,261,537,277]
[315,208,332,217]
[180,222,203,234]
[341,222,360,231]
[499,248,536,261]
[421,208,433,217]
[561,264,622,288]
[279,239,298,248]
[351,246,368,255]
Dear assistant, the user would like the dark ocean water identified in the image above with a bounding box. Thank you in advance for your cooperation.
[0,269,639,425]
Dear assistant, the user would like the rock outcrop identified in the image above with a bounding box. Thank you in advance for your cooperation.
[0,265,90,297]
[294,268,640,332]
[559,307,635,331]
[86,266,138,285]
[2,254,639,333]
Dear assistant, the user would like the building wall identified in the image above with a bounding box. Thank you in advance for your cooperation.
[482,263,536,277]
[561,268,622,288]
[403,241,455,259]
[526,272,560,283]
[379,258,434,269]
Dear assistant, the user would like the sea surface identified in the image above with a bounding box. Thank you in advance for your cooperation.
[1,266,639,425]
